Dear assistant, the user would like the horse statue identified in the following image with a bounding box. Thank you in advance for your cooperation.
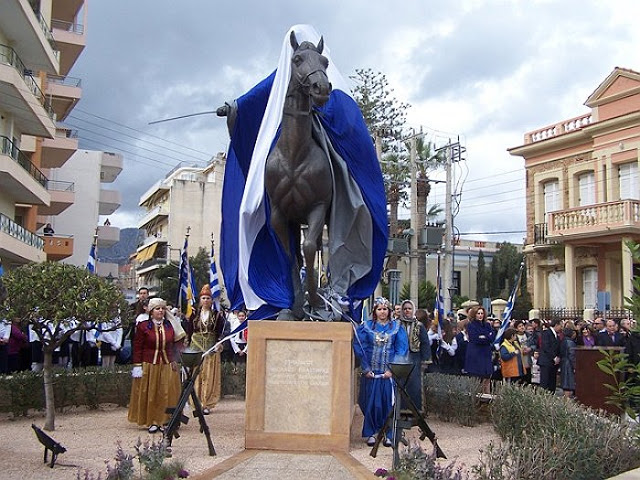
[263,32,332,319]
[217,26,387,322]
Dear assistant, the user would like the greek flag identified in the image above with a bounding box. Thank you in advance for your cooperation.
[86,244,96,274]
[210,245,221,311]
[177,237,197,318]
[494,261,525,347]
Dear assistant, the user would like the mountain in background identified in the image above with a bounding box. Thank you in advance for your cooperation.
[98,228,144,265]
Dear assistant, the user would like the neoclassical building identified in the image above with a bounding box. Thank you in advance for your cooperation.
[509,67,640,315]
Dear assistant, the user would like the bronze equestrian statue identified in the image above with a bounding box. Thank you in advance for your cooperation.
[218,26,387,321]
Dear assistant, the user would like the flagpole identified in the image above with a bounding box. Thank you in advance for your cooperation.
[494,260,525,347]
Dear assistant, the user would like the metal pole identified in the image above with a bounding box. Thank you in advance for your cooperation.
[375,131,384,299]
[443,142,453,314]
[409,134,419,306]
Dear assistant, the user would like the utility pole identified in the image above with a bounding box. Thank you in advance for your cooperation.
[443,142,453,314]
[409,134,418,306]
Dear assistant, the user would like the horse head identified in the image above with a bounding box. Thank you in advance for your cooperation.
[289,31,332,107]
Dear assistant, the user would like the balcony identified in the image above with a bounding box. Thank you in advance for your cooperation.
[0,0,59,74]
[0,136,49,205]
[524,113,593,145]
[548,200,640,240]
[136,257,169,276]
[41,234,74,261]
[0,44,56,138]
[38,180,74,215]
[100,152,123,183]
[138,204,170,229]
[51,0,85,25]
[51,18,86,76]
[98,188,121,215]
[41,126,78,168]
[44,74,81,121]
[0,212,45,264]
[97,225,120,248]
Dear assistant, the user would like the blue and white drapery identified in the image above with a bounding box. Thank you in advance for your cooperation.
[220,25,388,320]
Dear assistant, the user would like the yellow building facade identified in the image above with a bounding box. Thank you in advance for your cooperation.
[510,68,640,315]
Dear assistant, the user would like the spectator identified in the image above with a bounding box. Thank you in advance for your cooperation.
[538,318,562,393]
[353,297,408,447]
[8,317,27,373]
[43,223,54,236]
[454,319,469,375]
[228,309,248,365]
[0,317,9,374]
[434,319,458,375]
[464,306,496,394]
[499,327,524,383]
[596,319,625,347]
[560,327,577,398]
[577,325,596,347]
[593,317,606,334]
[515,320,532,383]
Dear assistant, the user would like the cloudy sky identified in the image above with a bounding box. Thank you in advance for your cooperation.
[68,0,640,244]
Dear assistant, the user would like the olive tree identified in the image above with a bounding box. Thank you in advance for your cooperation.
[2,262,129,430]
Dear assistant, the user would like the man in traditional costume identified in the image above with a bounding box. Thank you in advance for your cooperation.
[187,285,225,414]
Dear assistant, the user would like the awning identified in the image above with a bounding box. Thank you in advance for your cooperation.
[136,243,158,262]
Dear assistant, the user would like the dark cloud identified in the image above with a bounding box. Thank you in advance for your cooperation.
[63,0,640,238]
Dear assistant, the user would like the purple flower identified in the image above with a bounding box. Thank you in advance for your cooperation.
[374,468,388,477]
[178,469,189,478]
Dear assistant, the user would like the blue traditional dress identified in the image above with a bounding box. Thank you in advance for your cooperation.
[354,319,408,439]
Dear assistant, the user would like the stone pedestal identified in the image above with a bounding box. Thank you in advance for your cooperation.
[245,321,354,452]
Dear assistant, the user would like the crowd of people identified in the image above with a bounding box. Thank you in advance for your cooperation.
[352,297,639,446]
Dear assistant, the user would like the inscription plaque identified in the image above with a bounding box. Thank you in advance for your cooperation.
[264,340,332,433]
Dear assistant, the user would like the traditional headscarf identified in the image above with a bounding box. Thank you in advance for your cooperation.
[147,297,186,341]
[400,299,421,352]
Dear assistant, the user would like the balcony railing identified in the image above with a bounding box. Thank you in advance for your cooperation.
[0,44,55,120]
[51,18,85,35]
[55,126,78,138]
[33,11,60,58]
[1,136,48,188]
[548,200,640,236]
[0,213,44,250]
[47,180,74,192]
[525,113,593,144]
[533,223,556,245]
[47,74,82,87]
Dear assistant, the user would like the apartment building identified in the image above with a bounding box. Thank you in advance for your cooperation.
[509,67,640,314]
[0,0,87,269]
[136,155,226,293]
[53,149,122,277]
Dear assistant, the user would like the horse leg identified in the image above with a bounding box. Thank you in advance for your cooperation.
[304,205,327,310]
[270,208,305,319]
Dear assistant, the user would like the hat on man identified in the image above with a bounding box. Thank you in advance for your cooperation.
[200,284,212,298]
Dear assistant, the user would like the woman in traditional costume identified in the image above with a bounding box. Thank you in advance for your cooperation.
[128,297,183,433]
[354,297,408,447]
[187,285,225,414]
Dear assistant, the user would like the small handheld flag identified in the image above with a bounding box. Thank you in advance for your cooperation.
[86,244,96,274]
[494,261,525,347]
[210,236,221,311]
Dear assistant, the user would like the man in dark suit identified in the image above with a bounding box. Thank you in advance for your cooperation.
[596,319,625,347]
[538,318,563,393]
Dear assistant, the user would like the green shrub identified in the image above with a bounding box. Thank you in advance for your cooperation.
[383,445,468,480]
[424,373,483,426]
[473,382,640,480]
[0,362,246,415]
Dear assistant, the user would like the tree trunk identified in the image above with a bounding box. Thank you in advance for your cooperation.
[43,347,56,431]
[388,199,399,270]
